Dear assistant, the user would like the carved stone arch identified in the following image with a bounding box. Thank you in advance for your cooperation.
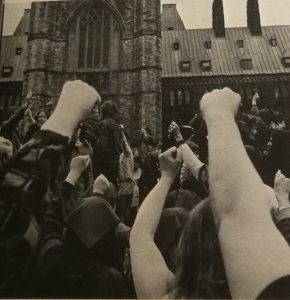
[65,0,126,39]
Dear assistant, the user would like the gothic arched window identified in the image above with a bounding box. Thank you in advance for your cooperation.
[184,89,191,105]
[177,90,183,106]
[169,90,175,107]
[67,4,120,72]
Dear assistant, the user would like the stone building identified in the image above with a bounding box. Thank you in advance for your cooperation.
[0,0,162,138]
[0,0,290,136]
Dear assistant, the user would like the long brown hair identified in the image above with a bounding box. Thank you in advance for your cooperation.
[174,199,231,299]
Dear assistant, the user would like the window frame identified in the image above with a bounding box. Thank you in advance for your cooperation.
[2,66,13,77]
[200,60,212,71]
[180,61,191,72]
[240,59,253,70]
[67,3,120,72]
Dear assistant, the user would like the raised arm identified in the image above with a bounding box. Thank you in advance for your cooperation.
[120,125,133,158]
[201,88,290,298]
[0,81,100,237]
[169,121,204,180]
[130,147,182,299]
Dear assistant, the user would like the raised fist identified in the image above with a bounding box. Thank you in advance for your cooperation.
[55,80,101,123]
[70,155,90,175]
[93,174,110,194]
[274,170,290,208]
[66,155,90,185]
[159,147,182,182]
[0,137,13,156]
[200,88,241,121]
[168,121,181,139]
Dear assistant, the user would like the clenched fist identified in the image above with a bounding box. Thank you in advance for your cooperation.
[66,155,91,185]
[159,147,182,183]
[274,170,290,208]
[200,88,241,121]
[42,80,101,140]
[93,174,110,194]
[55,80,101,121]
[0,137,13,156]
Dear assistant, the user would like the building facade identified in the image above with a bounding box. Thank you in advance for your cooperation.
[0,0,162,138]
[161,1,290,130]
[0,0,290,136]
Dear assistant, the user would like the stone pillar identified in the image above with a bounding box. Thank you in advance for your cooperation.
[133,0,162,138]
[23,1,69,112]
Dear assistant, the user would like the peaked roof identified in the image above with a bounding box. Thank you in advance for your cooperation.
[0,35,28,82]
[162,25,290,77]
[161,4,185,31]
[13,9,30,36]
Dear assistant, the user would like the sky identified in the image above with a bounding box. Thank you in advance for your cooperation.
[3,0,290,35]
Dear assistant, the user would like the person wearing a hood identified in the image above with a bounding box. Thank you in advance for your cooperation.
[36,170,130,298]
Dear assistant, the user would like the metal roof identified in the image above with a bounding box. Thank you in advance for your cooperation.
[161,4,185,31]
[0,35,28,82]
[162,26,290,78]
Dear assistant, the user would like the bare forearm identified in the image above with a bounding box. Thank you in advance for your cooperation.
[131,177,172,239]
[207,115,270,220]
[41,113,79,141]
[180,143,204,180]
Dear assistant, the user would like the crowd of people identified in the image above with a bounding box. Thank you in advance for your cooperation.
[0,80,290,299]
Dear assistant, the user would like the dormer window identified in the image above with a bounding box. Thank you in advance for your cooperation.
[167,26,174,31]
[180,61,191,72]
[200,60,211,71]
[205,40,212,49]
[282,57,290,67]
[270,35,277,47]
[16,47,22,55]
[237,39,244,48]
[173,39,180,51]
[2,66,13,77]
[240,59,253,70]
[270,38,277,47]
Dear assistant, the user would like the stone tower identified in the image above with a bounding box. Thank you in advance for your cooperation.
[24,0,162,138]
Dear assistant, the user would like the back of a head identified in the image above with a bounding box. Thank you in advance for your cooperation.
[175,199,230,299]
[165,189,201,211]
[101,101,119,119]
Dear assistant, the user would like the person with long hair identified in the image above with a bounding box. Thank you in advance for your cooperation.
[174,199,230,299]
[130,147,230,299]
[23,109,50,143]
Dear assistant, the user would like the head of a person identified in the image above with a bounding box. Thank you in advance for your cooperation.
[174,199,230,299]
[100,101,119,120]
[35,109,49,126]
[144,138,157,153]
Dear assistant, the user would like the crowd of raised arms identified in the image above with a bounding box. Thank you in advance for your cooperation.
[0,80,290,299]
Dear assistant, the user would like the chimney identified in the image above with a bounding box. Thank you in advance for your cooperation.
[212,0,225,38]
[161,4,186,31]
[247,0,262,36]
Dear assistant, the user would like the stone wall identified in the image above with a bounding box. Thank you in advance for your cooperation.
[23,0,162,139]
